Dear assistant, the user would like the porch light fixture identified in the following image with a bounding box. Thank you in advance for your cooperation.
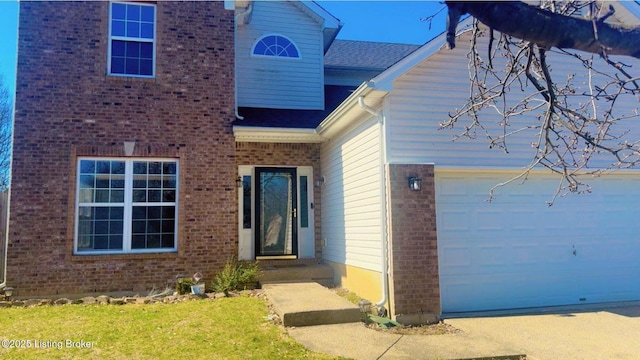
[315,176,325,188]
[358,299,372,321]
[408,176,422,191]
[3,287,14,300]
[236,176,243,188]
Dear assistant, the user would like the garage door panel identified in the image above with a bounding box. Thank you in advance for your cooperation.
[437,171,640,313]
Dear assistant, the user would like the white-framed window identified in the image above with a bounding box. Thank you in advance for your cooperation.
[108,2,156,77]
[251,34,301,59]
[75,158,178,254]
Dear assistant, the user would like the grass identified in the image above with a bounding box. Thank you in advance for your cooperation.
[0,295,344,360]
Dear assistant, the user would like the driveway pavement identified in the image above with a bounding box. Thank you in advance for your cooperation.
[287,303,640,360]
[446,303,640,360]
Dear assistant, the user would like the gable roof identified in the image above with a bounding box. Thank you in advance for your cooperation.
[319,0,640,137]
[325,40,421,71]
[234,39,420,134]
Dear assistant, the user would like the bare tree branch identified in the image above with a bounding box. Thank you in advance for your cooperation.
[445,1,640,58]
[440,1,640,203]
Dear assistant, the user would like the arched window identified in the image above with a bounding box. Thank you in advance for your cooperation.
[252,34,301,59]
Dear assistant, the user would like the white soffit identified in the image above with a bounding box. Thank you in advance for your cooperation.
[233,126,326,143]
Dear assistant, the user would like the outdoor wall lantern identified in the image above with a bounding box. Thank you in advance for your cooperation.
[408,176,422,191]
[236,176,243,188]
[315,176,325,188]
[3,286,14,300]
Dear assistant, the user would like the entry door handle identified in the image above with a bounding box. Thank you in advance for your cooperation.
[293,208,297,218]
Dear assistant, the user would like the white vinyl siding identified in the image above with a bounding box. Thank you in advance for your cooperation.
[321,117,383,271]
[437,169,640,313]
[236,1,324,110]
[385,30,640,169]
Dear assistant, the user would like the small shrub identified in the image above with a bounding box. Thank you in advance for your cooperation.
[175,277,194,295]
[212,257,261,296]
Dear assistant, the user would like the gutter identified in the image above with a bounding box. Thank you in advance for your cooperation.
[234,2,253,120]
[0,190,10,292]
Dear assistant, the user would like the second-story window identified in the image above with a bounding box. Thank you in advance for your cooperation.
[252,34,301,59]
[108,2,156,77]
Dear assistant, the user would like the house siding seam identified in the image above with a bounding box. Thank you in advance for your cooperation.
[8,2,237,296]
[386,164,440,323]
[235,142,322,259]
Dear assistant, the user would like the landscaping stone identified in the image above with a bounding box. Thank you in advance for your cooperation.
[125,297,137,304]
[81,296,97,305]
[110,298,126,305]
[12,301,25,307]
[39,299,53,306]
[54,298,71,305]
[23,299,41,307]
[0,301,11,308]
[96,295,110,305]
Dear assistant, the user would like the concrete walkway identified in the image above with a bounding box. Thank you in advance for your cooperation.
[286,302,640,360]
[288,322,524,360]
[262,282,361,327]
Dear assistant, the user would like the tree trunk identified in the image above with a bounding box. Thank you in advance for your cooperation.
[445,1,640,59]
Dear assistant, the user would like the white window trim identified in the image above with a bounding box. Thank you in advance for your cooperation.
[250,33,302,60]
[74,157,179,255]
[107,1,157,78]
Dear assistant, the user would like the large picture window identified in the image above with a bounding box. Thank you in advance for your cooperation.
[75,158,178,254]
[108,2,156,77]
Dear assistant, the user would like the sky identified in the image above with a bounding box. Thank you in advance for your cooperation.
[0,1,448,98]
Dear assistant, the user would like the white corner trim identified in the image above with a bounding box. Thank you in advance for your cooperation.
[233,126,326,143]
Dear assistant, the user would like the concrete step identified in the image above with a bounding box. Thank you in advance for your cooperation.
[259,263,334,287]
[263,282,362,327]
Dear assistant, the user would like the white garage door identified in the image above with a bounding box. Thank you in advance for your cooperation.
[436,170,640,313]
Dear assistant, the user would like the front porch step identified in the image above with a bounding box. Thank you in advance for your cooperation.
[262,282,362,327]
[259,263,334,287]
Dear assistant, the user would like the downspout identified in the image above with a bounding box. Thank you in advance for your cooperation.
[234,3,253,120]
[358,96,390,315]
[0,190,10,292]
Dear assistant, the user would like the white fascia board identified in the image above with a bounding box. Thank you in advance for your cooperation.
[617,1,640,24]
[369,17,473,91]
[299,1,342,30]
[233,126,326,143]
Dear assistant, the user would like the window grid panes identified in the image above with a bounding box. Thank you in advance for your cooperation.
[109,2,155,77]
[252,35,300,59]
[76,158,178,254]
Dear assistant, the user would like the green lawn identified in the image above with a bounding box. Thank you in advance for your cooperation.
[0,296,344,360]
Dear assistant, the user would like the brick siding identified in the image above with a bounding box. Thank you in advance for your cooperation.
[386,164,441,322]
[8,1,237,296]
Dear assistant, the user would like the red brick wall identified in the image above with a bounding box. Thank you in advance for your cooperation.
[235,142,322,258]
[386,164,440,323]
[8,1,237,296]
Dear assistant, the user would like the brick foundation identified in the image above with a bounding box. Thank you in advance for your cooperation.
[386,164,440,323]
